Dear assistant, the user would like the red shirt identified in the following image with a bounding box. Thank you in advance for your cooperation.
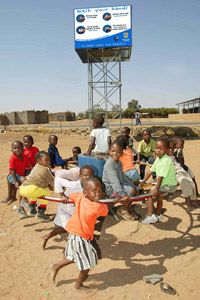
[24,146,39,167]
[9,153,30,176]
[66,192,108,240]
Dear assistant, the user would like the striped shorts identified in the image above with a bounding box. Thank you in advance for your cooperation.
[65,234,98,271]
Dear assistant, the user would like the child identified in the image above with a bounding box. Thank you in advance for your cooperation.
[51,177,108,289]
[85,114,111,159]
[173,137,199,196]
[141,137,177,224]
[23,135,39,175]
[121,126,137,158]
[66,146,81,166]
[42,165,94,249]
[19,151,54,220]
[137,129,156,179]
[48,134,68,168]
[168,142,197,208]
[2,141,29,204]
[116,135,140,184]
[102,142,139,220]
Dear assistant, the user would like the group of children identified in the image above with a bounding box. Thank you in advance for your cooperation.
[2,115,199,290]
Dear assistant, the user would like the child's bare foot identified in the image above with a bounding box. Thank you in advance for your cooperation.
[7,198,17,205]
[42,235,49,250]
[185,199,199,209]
[1,198,12,204]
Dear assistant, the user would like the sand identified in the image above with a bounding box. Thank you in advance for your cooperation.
[0,132,200,300]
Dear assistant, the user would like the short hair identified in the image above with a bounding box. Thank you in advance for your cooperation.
[81,177,102,190]
[80,165,94,175]
[110,141,123,151]
[35,150,49,161]
[174,137,184,145]
[122,127,131,134]
[143,129,151,135]
[23,135,34,143]
[157,137,170,149]
[93,114,104,127]
[115,135,128,149]
[49,134,58,142]
[12,140,23,148]
[72,146,81,154]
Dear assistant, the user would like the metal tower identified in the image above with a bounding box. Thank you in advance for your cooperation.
[87,53,122,129]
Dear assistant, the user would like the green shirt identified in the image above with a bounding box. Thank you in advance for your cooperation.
[138,139,155,157]
[151,154,177,186]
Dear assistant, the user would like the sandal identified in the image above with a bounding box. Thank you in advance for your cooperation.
[160,282,177,295]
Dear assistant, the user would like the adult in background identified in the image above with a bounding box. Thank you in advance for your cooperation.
[135,111,142,125]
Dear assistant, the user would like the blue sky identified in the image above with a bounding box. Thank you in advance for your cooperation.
[0,0,200,113]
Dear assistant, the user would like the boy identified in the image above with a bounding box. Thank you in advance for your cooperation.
[141,137,177,224]
[2,141,28,204]
[174,137,199,196]
[85,115,111,159]
[23,135,39,175]
[121,126,137,159]
[48,134,68,168]
[42,165,94,249]
[137,130,156,179]
[51,177,108,289]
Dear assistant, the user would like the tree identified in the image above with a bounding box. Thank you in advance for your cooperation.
[128,99,141,111]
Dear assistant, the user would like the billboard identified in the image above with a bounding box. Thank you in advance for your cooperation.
[74,5,132,49]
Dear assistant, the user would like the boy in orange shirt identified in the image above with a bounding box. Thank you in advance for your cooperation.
[51,177,108,290]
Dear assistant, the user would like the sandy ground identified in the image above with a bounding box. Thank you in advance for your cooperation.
[0,132,200,300]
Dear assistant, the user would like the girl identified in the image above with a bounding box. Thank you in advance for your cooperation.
[168,143,198,208]
[2,141,28,204]
[19,151,54,220]
[102,142,139,220]
[116,135,140,184]
[173,137,199,196]
[141,137,177,224]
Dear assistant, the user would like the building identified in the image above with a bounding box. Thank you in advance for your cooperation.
[5,110,49,124]
[176,97,200,113]
[49,112,76,122]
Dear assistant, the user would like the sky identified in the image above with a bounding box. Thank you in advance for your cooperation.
[0,0,200,113]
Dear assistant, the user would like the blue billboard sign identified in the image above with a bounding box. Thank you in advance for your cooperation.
[74,5,132,49]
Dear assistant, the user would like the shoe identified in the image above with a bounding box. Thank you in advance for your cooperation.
[141,214,158,224]
[160,282,177,295]
[27,203,37,216]
[155,214,163,221]
[17,206,28,219]
[35,212,50,221]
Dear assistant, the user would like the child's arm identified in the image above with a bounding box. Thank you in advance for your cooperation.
[152,176,163,197]
[107,136,111,150]
[141,169,153,183]
[85,136,95,155]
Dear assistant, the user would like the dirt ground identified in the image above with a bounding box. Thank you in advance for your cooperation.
[0,132,200,300]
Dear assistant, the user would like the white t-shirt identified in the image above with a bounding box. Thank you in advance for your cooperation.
[90,128,111,153]
[54,178,82,228]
